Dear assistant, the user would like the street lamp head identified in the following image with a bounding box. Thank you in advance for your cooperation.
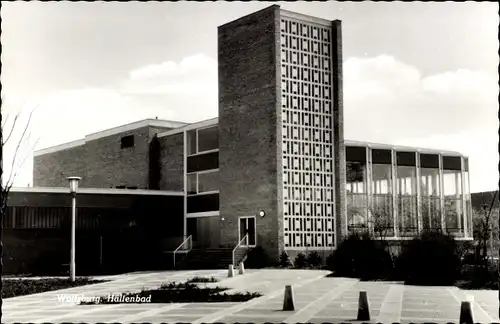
[258,210,266,218]
[67,176,82,193]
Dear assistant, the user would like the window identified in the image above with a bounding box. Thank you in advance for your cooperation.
[187,174,197,195]
[121,135,134,149]
[187,218,198,241]
[187,130,197,155]
[187,126,218,155]
[198,171,219,193]
[372,163,393,236]
[186,171,219,195]
[420,167,441,230]
[396,165,417,236]
[198,127,218,153]
[443,156,463,234]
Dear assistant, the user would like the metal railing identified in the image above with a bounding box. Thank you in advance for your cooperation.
[232,235,248,267]
[173,235,192,268]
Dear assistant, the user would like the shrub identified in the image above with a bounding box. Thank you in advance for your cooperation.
[327,232,393,280]
[398,230,460,286]
[294,253,308,268]
[307,251,323,268]
[279,251,293,268]
[245,246,272,269]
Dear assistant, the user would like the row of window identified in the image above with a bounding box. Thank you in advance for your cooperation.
[1,207,132,229]
[280,36,332,58]
[282,50,331,71]
[281,95,333,114]
[282,65,331,85]
[346,146,467,170]
[346,194,472,237]
[187,170,219,195]
[187,126,218,156]
[280,19,331,42]
[347,162,468,196]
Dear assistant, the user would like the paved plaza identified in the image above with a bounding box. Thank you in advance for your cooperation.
[2,269,499,323]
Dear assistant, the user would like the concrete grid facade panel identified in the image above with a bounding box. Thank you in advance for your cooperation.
[280,14,339,250]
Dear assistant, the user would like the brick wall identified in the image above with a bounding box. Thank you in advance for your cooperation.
[84,127,152,189]
[159,133,184,191]
[218,5,282,259]
[33,126,174,189]
[34,145,87,187]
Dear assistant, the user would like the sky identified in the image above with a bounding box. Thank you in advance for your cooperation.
[1,1,498,193]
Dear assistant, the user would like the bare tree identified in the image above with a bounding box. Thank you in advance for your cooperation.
[1,98,38,322]
[472,190,498,266]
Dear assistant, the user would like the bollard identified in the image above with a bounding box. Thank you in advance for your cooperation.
[459,301,474,324]
[238,262,245,275]
[357,291,370,321]
[283,285,295,311]
[227,264,235,278]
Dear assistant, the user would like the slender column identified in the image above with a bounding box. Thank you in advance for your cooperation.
[461,156,468,237]
[70,192,76,282]
[12,206,16,229]
[366,147,373,234]
[391,150,398,238]
[438,154,445,232]
[454,171,461,233]
[416,152,422,233]
[183,130,188,240]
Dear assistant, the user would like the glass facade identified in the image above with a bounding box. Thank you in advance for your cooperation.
[346,144,472,239]
[396,151,417,237]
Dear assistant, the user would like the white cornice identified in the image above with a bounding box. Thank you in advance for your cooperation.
[85,119,188,142]
[158,117,218,138]
[280,9,333,27]
[34,139,86,157]
[344,139,465,157]
[34,119,188,157]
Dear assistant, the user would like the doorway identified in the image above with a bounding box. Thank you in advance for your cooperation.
[238,216,256,247]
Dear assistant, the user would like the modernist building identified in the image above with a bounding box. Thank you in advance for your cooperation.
[30,5,473,264]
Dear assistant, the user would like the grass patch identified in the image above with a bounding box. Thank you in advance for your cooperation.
[2,278,107,299]
[81,281,261,304]
[186,276,219,283]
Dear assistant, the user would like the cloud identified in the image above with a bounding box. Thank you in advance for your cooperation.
[4,53,497,193]
[342,54,497,192]
[124,53,218,96]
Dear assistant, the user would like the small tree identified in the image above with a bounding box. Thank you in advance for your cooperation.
[1,99,38,321]
[473,191,498,264]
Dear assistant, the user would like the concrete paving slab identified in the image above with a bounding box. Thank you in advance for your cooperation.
[2,269,500,324]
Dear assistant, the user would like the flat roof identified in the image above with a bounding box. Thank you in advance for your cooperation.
[158,117,218,138]
[9,187,184,196]
[33,117,467,158]
[34,119,188,157]
[345,139,466,156]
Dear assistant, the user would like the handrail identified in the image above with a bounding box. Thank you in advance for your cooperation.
[232,235,248,267]
[173,235,192,268]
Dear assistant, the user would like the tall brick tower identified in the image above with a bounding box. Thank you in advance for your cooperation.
[218,5,345,261]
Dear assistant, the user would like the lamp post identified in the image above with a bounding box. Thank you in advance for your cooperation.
[67,176,81,281]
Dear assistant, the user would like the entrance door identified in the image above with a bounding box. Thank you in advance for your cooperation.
[239,216,256,247]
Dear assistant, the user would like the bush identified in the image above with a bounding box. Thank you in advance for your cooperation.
[244,246,272,269]
[327,232,393,280]
[397,230,460,286]
[2,278,105,299]
[307,251,323,268]
[279,251,293,268]
[294,253,308,268]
